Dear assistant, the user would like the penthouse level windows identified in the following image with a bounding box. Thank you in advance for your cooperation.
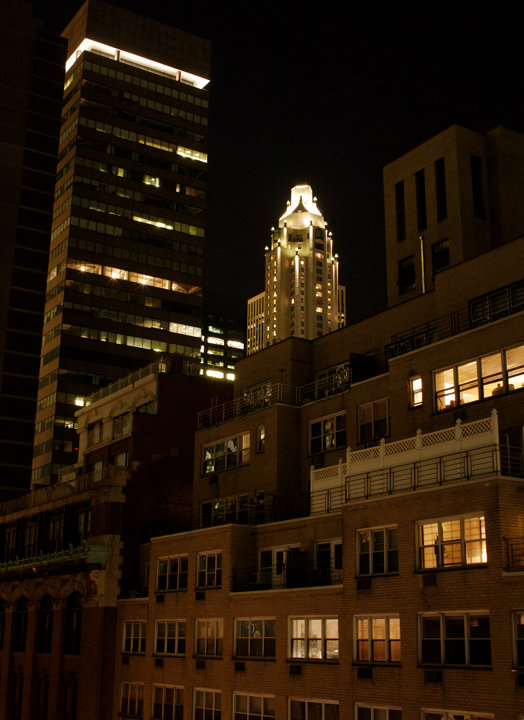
[434,344,524,411]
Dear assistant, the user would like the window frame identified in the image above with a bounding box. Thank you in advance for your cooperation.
[152,684,183,720]
[419,612,492,667]
[421,710,493,720]
[197,550,222,588]
[233,692,275,720]
[289,616,339,662]
[201,431,250,475]
[409,375,423,408]
[357,398,390,444]
[195,618,223,657]
[512,611,524,668]
[434,344,524,411]
[289,697,339,720]
[156,555,188,592]
[121,682,144,718]
[123,620,146,654]
[315,539,342,583]
[154,619,186,656]
[355,705,402,720]
[357,526,398,576]
[193,688,221,720]
[354,615,401,664]
[234,617,276,659]
[417,514,487,570]
[309,412,347,456]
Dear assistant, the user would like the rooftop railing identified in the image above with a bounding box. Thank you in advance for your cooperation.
[386,279,524,359]
[0,466,127,518]
[84,356,171,406]
[198,371,355,428]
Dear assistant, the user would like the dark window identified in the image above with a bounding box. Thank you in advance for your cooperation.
[37,595,54,653]
[358,527,398,575]
[358,399,390,444]
[14,597,28,652]
[35,673,49,720]
[64,676,78,720]
[420,613,491,666]
[397,256,415,294]
[434,157,447,221]
[395,181,406,242]
[13,672,24,720]
[431,238,450,275]
[471,154,486,218]
[415,169,427,231]
[0,600,5,650]
[64,593,82,655]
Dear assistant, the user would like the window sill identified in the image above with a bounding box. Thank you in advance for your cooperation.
[353,662,401,667]
[196,585,222,591]
[152,653,185,658]
[418,664,492,670]
[234,656,276,662]
[194,655,223,660]
[121,652,146,657]
[155,588,187,594]
[288,658,339,664]
[416,563,488,573]
[355,572,399,579]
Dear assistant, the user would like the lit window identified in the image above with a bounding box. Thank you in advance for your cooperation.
[355,616,401,663]
[309,413,346,455]
[419,612,491,666]
[144,174,160,187]
[409,375,423,407]
[256,426,265,453]
[156,556,188,592]
[152,685,183,720]
[200,495,248,528]
[358,527,398,575]
[358,399,389,444]
[195,619,223,656]
[201,432,250,475]
[197,551,222,588]
[155,620,185,656]
[417,515,487,569]
[123,621,146,654]
[234,618,275,658]
[289,698,338,720]
[289,617,339,661]
[434,345,524,411]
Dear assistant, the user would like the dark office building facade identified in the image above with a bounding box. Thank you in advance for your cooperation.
[0,0,66,498]
[32,0,211,487]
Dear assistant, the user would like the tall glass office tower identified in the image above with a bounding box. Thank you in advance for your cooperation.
[32,0,211,486]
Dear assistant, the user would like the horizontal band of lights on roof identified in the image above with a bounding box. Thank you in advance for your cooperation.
[65,38,210,89]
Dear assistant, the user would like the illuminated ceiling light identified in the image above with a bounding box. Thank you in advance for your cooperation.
[65,38,210,88]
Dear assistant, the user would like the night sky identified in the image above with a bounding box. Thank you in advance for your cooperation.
[32,0,524,323]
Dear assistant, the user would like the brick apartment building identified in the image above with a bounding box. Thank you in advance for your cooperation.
[0,357,231,720]
[0,125,523,719]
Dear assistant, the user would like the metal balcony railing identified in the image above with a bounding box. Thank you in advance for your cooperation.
[386,279,524,359]
[310,444,514,514]
[232,561,342,592]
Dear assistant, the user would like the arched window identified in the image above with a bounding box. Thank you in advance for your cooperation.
[37,595,54,654]
[64,593,82,655]
[13,597,28,652]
